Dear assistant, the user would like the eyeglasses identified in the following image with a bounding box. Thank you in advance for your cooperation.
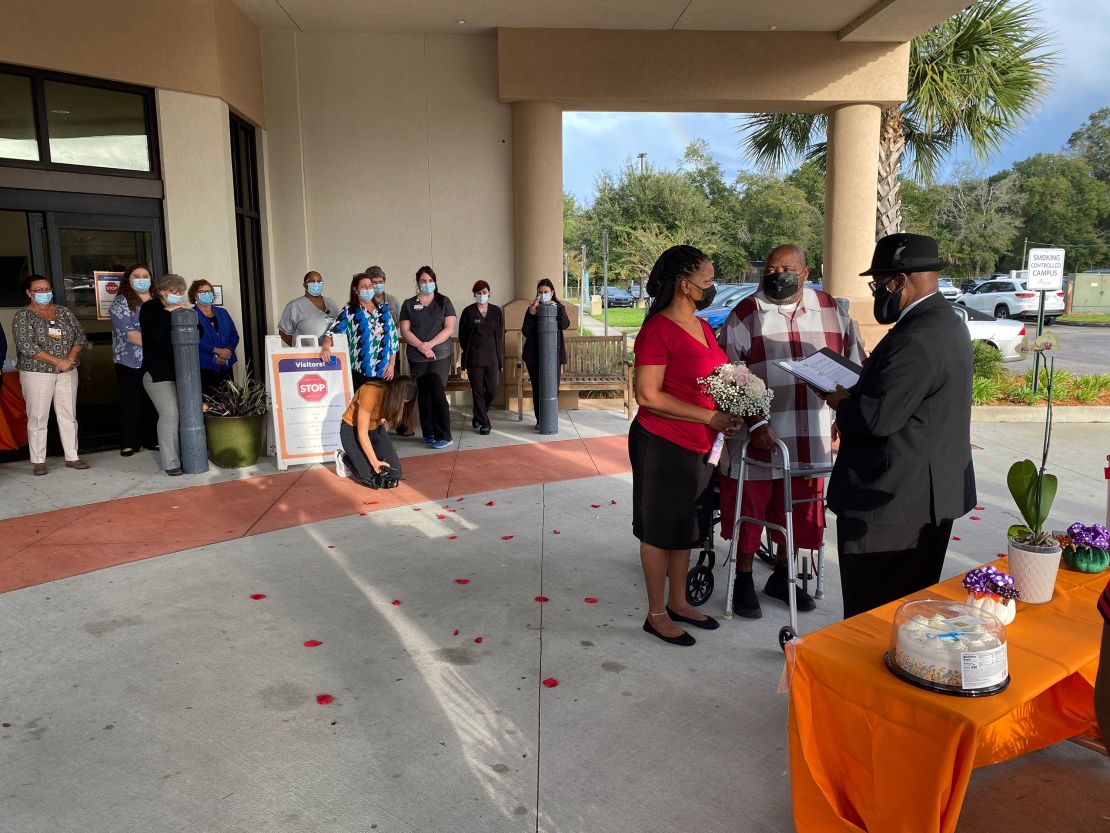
[867,275,904,292]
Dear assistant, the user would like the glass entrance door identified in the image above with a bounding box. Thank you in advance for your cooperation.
[47,214,165,450]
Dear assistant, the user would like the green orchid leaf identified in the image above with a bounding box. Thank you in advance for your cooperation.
[1006,459,1039,530]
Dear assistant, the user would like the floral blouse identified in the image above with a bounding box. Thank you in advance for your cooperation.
[12,304,89,374]
[109,294,143,369]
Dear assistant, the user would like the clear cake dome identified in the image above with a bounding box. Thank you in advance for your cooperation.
[886,598,1010,697]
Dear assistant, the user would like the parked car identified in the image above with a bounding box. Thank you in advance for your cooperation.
[628,284,643,299]
[601,286,635,308]
[951,304,1026,361]
[955,277,1065,322]
[938,278,960,300]
[695,283,760,333]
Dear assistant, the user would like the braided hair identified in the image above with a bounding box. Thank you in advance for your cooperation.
[644,245,709,323]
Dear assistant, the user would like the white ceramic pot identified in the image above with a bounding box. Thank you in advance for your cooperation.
[1007,539,1063,604]
[964,592,1017,625]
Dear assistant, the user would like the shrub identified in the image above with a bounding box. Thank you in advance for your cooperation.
[971,376,1002,405]
[971,340,1003,379]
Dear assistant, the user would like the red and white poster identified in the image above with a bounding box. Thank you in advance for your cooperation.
[94,271,124,320]
[266,335,352,470]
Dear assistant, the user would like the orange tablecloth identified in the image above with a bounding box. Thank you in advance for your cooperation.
[0,371,27,451]
[788,561,1103,833]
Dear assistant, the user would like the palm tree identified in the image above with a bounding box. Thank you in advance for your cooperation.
[739,0,1056,239]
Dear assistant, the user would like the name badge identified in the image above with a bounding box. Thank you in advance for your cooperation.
[47,323,63,340]
[413,304,424,311]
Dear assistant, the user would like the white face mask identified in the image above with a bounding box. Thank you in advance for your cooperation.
[474,293,489,304]
[538,292,553,304]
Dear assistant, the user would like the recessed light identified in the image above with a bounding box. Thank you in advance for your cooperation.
[769,24,778,30]
[51,109,70,114]
[457,19,465,24]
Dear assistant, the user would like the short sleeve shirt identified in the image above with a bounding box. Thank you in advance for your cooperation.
[109,294,143,369]
[12,305,89,374]
[634,313,728,454]
[400,295,456,363]
[341,381,388,427]
[278,295,341,345]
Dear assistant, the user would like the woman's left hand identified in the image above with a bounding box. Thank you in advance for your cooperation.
[382,365,394,381]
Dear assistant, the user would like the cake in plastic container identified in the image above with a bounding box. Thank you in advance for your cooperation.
[885,599,1009,696]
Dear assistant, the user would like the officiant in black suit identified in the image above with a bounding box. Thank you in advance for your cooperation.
[821,233,976,618]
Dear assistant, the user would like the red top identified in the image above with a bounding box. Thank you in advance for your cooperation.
[1099,578,1110,625]
[634,313,728,453]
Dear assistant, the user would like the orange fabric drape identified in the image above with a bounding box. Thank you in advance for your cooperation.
[787,560,1103,833]
[0,371,27,451]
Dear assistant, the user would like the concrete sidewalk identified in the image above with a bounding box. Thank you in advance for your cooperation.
[0,415,1106,832]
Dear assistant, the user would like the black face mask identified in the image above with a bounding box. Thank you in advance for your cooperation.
[872,280,904,324]
[763,271,801,303]
[692,283,716,311]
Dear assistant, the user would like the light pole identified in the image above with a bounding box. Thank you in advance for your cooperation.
[637,152,647,175]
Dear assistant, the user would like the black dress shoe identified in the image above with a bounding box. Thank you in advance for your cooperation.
[733,571,763,619]
[666,607,719,630]
[472,417,480,429]
[642,617,695,646]
[479,426,491,435]
[764,565,816,612]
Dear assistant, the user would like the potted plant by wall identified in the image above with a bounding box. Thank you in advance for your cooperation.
[1006,337,1062,603]
[202,373,270,468]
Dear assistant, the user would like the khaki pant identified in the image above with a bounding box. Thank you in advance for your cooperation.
[19,368,79,464]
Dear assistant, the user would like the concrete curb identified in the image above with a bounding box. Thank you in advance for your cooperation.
[972,405,1110,423]
[1055,320,1110,328]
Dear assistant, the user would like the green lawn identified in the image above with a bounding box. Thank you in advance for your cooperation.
[597,308,646,332]
[1058,313,1110,324]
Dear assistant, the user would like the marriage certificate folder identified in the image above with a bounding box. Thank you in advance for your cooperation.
[777,348,862,394]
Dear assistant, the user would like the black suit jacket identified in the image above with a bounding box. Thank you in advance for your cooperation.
[827,292,976,528]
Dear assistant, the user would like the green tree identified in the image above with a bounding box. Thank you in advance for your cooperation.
[680,140,749,278]
[737,0,1056,239]
[932,165,1024,279]
[1067,108,1110,184]
[734,173,821,269]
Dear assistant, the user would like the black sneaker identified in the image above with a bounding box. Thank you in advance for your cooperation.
[732,571,762,619]
[764,564,816,612]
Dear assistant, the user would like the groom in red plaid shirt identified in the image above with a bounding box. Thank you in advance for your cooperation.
[720,244,866,618]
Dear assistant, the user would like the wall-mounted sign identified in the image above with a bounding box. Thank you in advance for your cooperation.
[94,271,124,320]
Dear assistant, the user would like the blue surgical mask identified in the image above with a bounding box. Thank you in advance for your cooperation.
[358,289,375,302]
[166,293,184,305]
[420,282,436,294]
[306,281,324,297]
[539,291,553,303]
[372,284,386,296]
[197,291,215,305]
[475,293,489,304]
[132,277,151,293]
[33,291,53,306]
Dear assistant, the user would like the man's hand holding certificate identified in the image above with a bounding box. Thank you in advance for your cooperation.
[777,348,863,395]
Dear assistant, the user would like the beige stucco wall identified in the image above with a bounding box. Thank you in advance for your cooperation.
[156,89,245,371]
[0,0,264,125]
[261,31,513,313]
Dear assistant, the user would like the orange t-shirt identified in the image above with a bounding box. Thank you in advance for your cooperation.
[341,382,387,427]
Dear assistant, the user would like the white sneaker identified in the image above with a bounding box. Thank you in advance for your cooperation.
[334,449,348,478]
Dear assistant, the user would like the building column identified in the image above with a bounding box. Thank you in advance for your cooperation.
[823,103,882,344]
[511,100,563,300]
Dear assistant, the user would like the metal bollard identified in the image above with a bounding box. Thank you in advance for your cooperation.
[171,307,209,474]
[537,302,559,434]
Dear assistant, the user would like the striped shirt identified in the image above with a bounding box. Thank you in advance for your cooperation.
[721,286,865,479]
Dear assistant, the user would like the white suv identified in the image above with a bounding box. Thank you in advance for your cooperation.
[955,278,1065,322]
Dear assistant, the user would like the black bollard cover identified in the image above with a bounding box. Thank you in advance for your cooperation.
[170,307,210,474]
[537,302,559,434]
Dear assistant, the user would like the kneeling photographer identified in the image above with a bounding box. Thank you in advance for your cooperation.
[338,376,417,489]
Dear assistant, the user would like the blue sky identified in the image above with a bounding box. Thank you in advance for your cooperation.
[563,1,1110,204]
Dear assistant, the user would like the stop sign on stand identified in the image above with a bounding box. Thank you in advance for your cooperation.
[297,373,328,402]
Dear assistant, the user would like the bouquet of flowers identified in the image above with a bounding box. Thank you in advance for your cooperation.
[698,362,774,465]
[1057,522,1110,574]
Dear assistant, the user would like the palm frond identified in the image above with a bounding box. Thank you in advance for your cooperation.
[736,113,824,173]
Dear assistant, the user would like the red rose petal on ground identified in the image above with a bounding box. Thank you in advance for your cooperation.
[997,552,1007,558]
[486,501,495,506]
[501,535,514,540]
[542,678,559,688]
[974,506,985,511]
[413,508,422,512]
[474,636,483,644]
[534,595,549,603]
[969,516,982,521]
[456,497,464,502]
[454,578,470,585]
[952,536,961,541]
[359,512,368,516]
[447,535,458,540]
[304,640,322,648]
[327,545,336,549]
[391,599,401,606]
[453,629,460,636]
[447,508,457,512]
[315,694,335,705]
[584,597,598,604]
[610,499,617,505]
[364,501,379,506]
[249,593,266,600]
[436,514,446,519]
[552,529,561,535]
[590,504,601,509]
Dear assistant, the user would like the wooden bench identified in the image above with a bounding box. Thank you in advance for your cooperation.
[515,334,633,421]
[396,337,470,392]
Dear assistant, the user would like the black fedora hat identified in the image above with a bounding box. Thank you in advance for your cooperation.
[860,233,949,276]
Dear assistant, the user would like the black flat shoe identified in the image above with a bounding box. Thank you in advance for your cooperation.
[120,449,134,457]
[166,467,184,476]
[472,417,480,429]
[642,618,695,646]
[666,607,719,630]
[479,426,491,435]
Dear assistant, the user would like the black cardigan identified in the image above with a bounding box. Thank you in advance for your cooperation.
[520,301,571,366]
[139,299,176,382]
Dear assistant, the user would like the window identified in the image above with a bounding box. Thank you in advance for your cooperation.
[0,63,156,176]
[0,73,38,161]
[45,81,150,171]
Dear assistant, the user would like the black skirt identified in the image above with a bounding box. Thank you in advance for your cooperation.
[628,419,715,550]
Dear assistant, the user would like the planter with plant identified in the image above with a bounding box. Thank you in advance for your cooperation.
[1005,338,1062,603]
[202,373,270,468]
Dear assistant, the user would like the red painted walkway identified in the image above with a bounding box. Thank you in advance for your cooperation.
[0,436,630,594]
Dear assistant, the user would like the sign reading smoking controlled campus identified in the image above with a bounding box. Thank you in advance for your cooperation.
[1026,248,1065,291]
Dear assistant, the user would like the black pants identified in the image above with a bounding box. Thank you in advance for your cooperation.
[837,518,954,618]
[410,358,452,441]
[524,356,562,420]
[352,368,371,390]
[340,422,402,484]
[201,368,234,398]
[467,363,498,429]
[114,363,158,451]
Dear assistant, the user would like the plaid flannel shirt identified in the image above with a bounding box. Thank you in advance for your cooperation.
[721,286,866,479]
